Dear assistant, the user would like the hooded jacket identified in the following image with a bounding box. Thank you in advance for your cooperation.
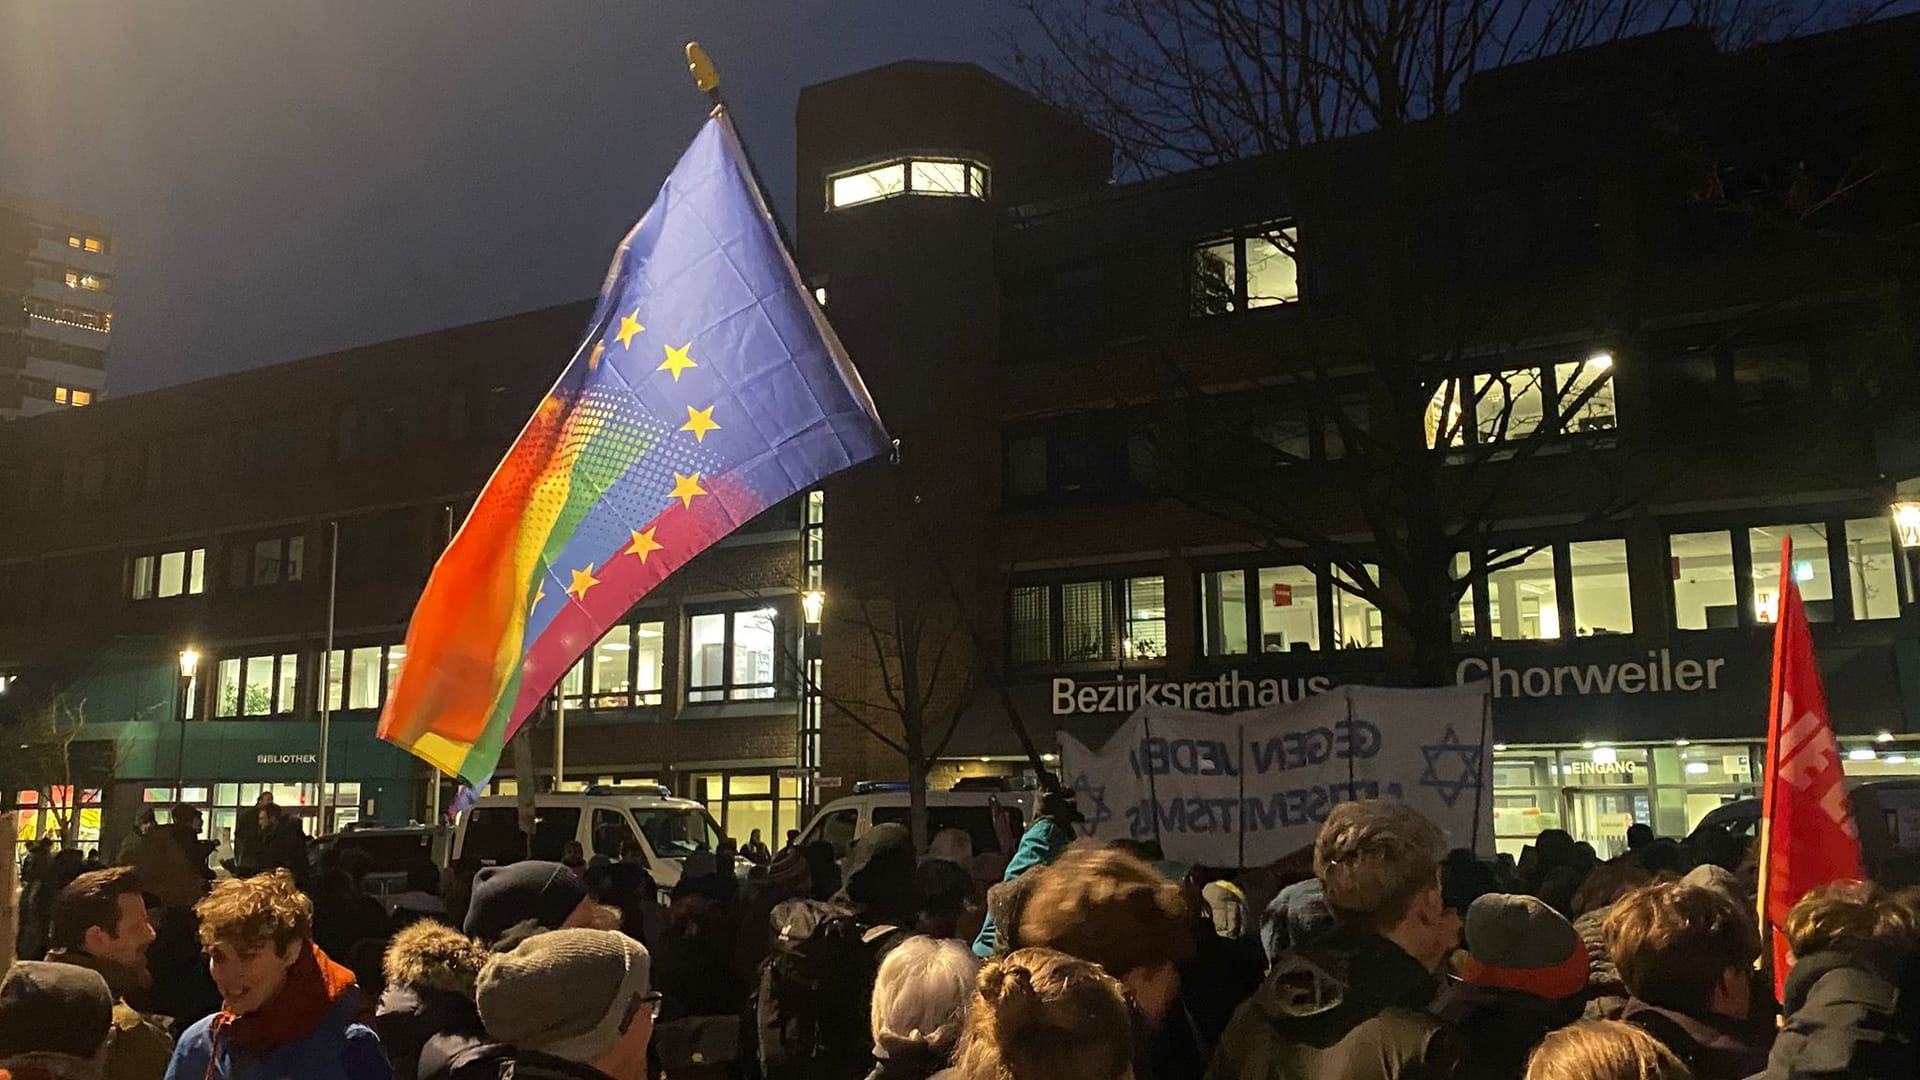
[374,922,493,1080]
[40,948,174,1080]
[835,824,920,927]
[970,817,1074,958]
[1756,946,1920,1080]
[1619,998,1772,1080]
[1208,929,1460,1080]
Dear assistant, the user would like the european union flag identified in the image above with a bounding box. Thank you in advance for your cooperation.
[379,111,891,787]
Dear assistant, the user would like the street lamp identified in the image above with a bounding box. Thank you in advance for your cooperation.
[801,590,826,625]
[174,648,199,795]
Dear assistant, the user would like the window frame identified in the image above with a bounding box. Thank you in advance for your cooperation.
[561,616,668,710]
[324,643,406,712]
[1007,573,1169,670]
[225,531,307,590]
[1663,514,1909,631]
[1425,353,1618,451]
[210,650,302,719]
[825,155,992,210]
[127,546,207,601]
[1455,536,1637,644]
[1187,222,1301,316]
[685,600,794,704]
[1198,560,1388,658]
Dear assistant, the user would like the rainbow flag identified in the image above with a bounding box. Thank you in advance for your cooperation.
[377,111,889,786]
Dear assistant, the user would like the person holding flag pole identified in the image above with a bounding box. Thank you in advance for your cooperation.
[377,41,893,804]
[1756,536,1865,999]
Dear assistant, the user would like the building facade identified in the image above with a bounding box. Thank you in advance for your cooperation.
[795,25,1920,857]
[0,303,816,860]
[1,192,113,419]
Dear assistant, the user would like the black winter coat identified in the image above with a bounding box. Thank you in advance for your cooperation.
[1620,998,1773,1080]
[375,920,495,1080]
[1433,981,1584,1080]
[1757,947,1920,1080]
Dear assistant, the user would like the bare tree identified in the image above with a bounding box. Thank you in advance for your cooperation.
[1011,0,1906,683]
[3,694,119,849]
[793,530,982,853]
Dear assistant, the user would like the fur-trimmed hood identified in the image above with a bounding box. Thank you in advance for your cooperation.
[384,921,487,997]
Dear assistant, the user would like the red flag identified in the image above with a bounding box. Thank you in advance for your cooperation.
[1758,537,1864,998]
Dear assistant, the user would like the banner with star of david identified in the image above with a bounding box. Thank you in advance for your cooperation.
[1058,684,1494,867]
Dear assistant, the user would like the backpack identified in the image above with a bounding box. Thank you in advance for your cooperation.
[756,898,908,1080]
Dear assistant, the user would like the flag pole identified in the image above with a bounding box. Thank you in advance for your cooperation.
[686,42,799,251]
[1756,536,1791,960]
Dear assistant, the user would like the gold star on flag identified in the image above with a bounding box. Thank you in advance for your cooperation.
[658,342,697,381]
[681,404,719,442]
[614,309,645,349]
[670,472,707,509]
[587,340,605,371]
[566,564,600,601]
[532,584,546,610]
[625,527,663,563]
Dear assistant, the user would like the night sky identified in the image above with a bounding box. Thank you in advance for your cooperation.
[0,2,1014,396]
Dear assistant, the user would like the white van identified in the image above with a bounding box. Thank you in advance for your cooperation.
[452,784,726,889]
[795,781,1039,861]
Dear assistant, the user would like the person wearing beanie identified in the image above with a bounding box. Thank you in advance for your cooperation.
[0,961,114,1080]
[163,869,389,1080]
[461,861,595,945]
[1211,800,1463,1080]
[475,928,656,1080]
[1436,894,1592,1080]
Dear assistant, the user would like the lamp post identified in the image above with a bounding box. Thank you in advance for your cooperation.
[797,590,825,812]
[174,648,199,795]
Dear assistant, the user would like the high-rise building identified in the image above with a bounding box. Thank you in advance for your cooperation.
[0,192,114,420]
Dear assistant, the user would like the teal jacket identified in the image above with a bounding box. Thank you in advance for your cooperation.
[971,817,1077,957]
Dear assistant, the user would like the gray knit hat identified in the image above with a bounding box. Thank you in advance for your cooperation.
[1460,893,1589,1000]
[476,928,652,1063]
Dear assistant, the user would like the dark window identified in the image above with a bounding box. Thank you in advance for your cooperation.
[632,808,723,858]
[808,808,859,859]
[1731,343,1814,415]
[592,809,640,859]
[227,533,306,589]
[871,805,1027,856]
[463,806,580,864]
[1008,586,1052,664]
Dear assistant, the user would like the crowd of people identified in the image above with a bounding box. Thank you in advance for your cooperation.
[7,789,1920,1080]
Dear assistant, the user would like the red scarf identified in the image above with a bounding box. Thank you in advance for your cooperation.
[204,941,356,1076]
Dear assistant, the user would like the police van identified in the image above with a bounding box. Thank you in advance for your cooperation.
[451,783,727,888]
[794,779,1039,861]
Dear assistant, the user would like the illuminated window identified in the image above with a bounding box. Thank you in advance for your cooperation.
[1202,564,1384,655]
[64,272,78,289]
[69,389,91,407]
[1568,540,1632,635]
[1750,524,1834,623]
[562,619,666,709]
[1012,575,1167,668]
[53,387,69,405]
[1669,531,1737,630]
[1845,517,1901,620]
[325,645,397,711]
[67,235,81,249]
[1189,225,1300,315]
[1426,353,1616,449]
[129,547,207,600]
[828,156,990,209]
[688,605,787,702]
[1487,547,1560,640]
[83,237,105,254]
[214,652,301,717]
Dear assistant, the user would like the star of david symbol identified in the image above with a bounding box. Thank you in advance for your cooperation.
[1419,725,1485,808]
[1070,772,1111,837]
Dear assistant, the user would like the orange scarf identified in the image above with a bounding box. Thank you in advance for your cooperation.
[205,940,357,1075]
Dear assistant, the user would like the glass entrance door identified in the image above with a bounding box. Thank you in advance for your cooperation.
[1563,788,1652,860]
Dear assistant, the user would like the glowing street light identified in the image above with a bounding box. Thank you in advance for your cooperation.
[802,590,826,625]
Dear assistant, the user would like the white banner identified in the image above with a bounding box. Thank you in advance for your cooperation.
[1058,683,1494,867]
